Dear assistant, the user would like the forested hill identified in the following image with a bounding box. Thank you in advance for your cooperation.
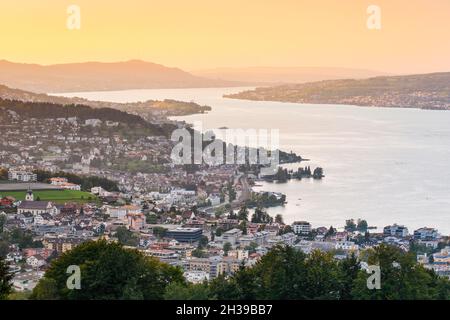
[0,83,211,118]
[225,72,450,110]
[0,98,175,136]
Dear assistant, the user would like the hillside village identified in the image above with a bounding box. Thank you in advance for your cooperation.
[1,180,449,293]
[0,88,448,295]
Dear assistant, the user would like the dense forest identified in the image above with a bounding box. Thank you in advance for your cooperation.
[0,98,175,136]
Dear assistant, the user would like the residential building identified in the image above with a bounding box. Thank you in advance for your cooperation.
[292,221,311,234]
[414,227,439,241]
[219,228,243,246]
[433,247,450,264]
[8,170,37,182]
[384,224,409,238]
[42,237,85,254]
[127,212,146,230]
[166,227,203,243]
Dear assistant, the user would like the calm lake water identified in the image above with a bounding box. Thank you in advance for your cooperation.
[59,88,450,234]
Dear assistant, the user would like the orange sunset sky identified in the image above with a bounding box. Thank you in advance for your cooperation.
[0,0,449,74]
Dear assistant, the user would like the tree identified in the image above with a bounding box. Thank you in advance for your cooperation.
[31,240,184,300]
[278,225,293,235]
[198,236,209,249]
[223,242,232,256]
[325,226,336,239]
[274,167,289,182]
[0,168,8,180]
[0,241,9,259]
[339,253,360,300]
[215,228,224,237]
[208,245,377,300]
[233,245,309,299]
[238,220,248,235]
[152,226,168,239]
[274,214,284,224]
[164,282,210,300]
[301,250,343,299]
[351,244,450,300]
[245,242,258,254]
[209,274,240,300]
[5,228,42,249]
[115,226,139,246]
[356,219,368,232]
[313,167,324,179]
[30,278,59,300]
[214,206,226,218]
[237,206,249,221]
[345,219,357,232]
[0,214,6,234]
[145,213,158,224]
[226,182,236,202]
[251,207,272,224]
[0,256,12,300]
[227,209,237,219]
[191,248,208,258]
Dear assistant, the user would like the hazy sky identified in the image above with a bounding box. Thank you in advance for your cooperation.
[1,0,449,73]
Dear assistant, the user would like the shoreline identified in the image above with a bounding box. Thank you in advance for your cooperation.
[223,95,450,111]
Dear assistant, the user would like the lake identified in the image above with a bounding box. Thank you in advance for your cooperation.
[58,87,450,234]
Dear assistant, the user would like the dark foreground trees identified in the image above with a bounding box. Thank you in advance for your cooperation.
[352,244,450,300]
[206,246,359,300]
[0,256,12,300]
[170,245,450,300]
[31,240,184,300]
[30,241,450,300]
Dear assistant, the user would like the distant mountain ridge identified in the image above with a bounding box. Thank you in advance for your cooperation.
[193,66,389,84]
[0,59,242,93]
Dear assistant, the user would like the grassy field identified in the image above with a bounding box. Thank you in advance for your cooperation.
[0,189,98,204]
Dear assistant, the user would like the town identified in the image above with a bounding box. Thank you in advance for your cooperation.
[1,181,449,294]
[0,91,448,298]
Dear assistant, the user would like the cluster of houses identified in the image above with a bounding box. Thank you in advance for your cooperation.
[1,184,449,292]
[0,178,450,291]
[0,111,240,199]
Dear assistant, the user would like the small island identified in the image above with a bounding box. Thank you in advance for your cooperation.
[261,166,324,183]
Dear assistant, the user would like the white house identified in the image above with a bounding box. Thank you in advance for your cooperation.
[107,205,141,220]
[292,221,312,234]
[207,194,221,206]
[8,170,37,182]
[335,241,359,252]
[26,255,46,268]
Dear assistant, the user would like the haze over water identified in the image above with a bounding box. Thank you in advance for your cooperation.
[60,88,450,234]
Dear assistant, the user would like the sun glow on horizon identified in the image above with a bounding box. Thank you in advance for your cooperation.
[1,0,449,74]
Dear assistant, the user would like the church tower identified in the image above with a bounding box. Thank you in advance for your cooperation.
[25,186,34,201]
